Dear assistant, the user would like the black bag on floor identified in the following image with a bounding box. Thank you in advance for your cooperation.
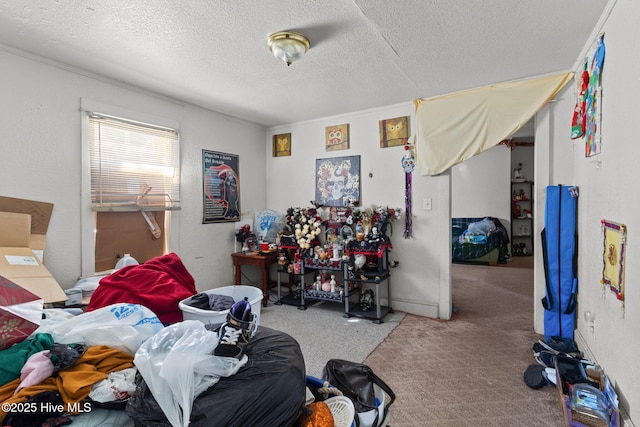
[322,359,395,427]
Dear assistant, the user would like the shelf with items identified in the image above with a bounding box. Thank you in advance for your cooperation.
[275,268,317,308]
[343,242,393,324]
[511,180,534,256]
[276,204,399,319]
[300,257,359,307]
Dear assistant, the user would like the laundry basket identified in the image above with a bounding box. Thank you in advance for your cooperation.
[179,285,263,325]
[305,376,356,427]
[325,396,355,427]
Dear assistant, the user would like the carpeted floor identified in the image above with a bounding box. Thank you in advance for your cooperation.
[260,293,406,378]
[363,257,566,426]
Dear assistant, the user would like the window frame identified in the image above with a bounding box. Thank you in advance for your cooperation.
[80,99,181,276]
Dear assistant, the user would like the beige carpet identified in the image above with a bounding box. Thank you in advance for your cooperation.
[364,257,566,426]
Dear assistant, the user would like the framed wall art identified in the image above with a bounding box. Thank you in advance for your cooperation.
[601,219,626,301]
[272,133,291,157]
[315,155,360,207]
[202,150,240,223]
[379,116,409,148]
[325,123,349,151]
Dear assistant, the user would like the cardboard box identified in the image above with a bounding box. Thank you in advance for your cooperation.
[0,195,54,262]
[0,211,67,303]
[555,357,620,427]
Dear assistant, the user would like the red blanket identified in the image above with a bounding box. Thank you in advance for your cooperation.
[86,252,196,324]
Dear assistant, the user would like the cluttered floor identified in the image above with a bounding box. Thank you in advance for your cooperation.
[1,252,392,427]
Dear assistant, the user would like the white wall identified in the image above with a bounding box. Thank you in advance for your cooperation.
[537,0,639,422]
[451,145,511,222]
[0,48,267,291]
[266,104,451,319]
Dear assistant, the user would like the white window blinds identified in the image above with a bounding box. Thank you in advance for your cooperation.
[88,113,181,211]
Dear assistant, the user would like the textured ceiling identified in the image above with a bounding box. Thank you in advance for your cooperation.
[0,1,609,128]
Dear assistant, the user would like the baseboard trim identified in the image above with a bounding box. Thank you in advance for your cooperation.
[392,298,439,318]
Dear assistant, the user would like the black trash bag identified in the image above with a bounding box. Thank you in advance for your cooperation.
[125,326,306,427]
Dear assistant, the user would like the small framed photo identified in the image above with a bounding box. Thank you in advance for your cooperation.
[379,116,409,148]
[325,123,350,151]
[272,133,291,157]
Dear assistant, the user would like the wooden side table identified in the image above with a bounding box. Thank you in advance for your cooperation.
[231,251,278,307]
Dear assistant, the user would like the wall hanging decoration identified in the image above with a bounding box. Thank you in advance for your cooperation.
[315,155,360,207]
[601,219,625,305]
[401,141,415,238]
[272,133,292,157]
[379,116,409,148]
[585,33,606,157]
[202,150,240,223]
[325,124,349,151]
[570,62,590,140]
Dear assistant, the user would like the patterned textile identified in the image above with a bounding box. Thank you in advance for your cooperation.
[452,217,510,263]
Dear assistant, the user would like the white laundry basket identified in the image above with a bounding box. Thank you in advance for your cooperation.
[179,285,263,326]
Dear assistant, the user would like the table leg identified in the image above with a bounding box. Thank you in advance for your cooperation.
[234,263,241,285]
[261,267,269,307]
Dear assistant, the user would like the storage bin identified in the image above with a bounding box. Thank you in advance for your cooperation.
[179,285,263,325]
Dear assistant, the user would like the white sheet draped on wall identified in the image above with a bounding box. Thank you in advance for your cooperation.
[414,73,572,176]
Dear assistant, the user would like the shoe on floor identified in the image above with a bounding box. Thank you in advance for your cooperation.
[214,297,255,359]
[534,350,557,368]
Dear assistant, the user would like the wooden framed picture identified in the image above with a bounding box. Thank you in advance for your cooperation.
[325,123,349,151]
[379,116,409,148]
[315,155,360,207]
[272,133,291,157]
[601,219,626,301]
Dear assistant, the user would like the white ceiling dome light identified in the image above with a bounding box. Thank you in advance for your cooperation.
[267,31,310,66]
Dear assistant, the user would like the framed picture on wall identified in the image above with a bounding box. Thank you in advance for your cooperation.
[379,116,409,148]
[315,155,360,207]
[601,219,626,301]
[325,123,349,151]
[272,133,291,157]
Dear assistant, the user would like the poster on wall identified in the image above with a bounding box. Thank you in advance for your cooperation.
[202,150,240,223]
[315,155,360,207]
[585,34,605,157]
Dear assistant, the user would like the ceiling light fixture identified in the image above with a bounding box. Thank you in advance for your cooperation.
[267,31,310,66]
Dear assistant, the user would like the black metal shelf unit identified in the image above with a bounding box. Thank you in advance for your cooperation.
[511,180,534,256]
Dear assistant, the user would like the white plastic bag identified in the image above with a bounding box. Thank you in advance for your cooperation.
[89,367,138,403]
[134,320,247,427]
[34,303,163,354]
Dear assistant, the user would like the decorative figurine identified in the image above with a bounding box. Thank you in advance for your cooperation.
[368,227,380,243]
[330,275,336,293]
[353,254,367,274]
[355,223,365,241]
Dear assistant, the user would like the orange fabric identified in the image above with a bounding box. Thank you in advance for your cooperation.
[298,401,334,427]
[0,345,133,421]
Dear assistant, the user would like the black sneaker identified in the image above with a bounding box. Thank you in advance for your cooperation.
[214,297,255,359]
[534,350,557,368]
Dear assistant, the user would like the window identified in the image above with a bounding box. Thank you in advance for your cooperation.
[82,108,181,274]
[88,113,181,211]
